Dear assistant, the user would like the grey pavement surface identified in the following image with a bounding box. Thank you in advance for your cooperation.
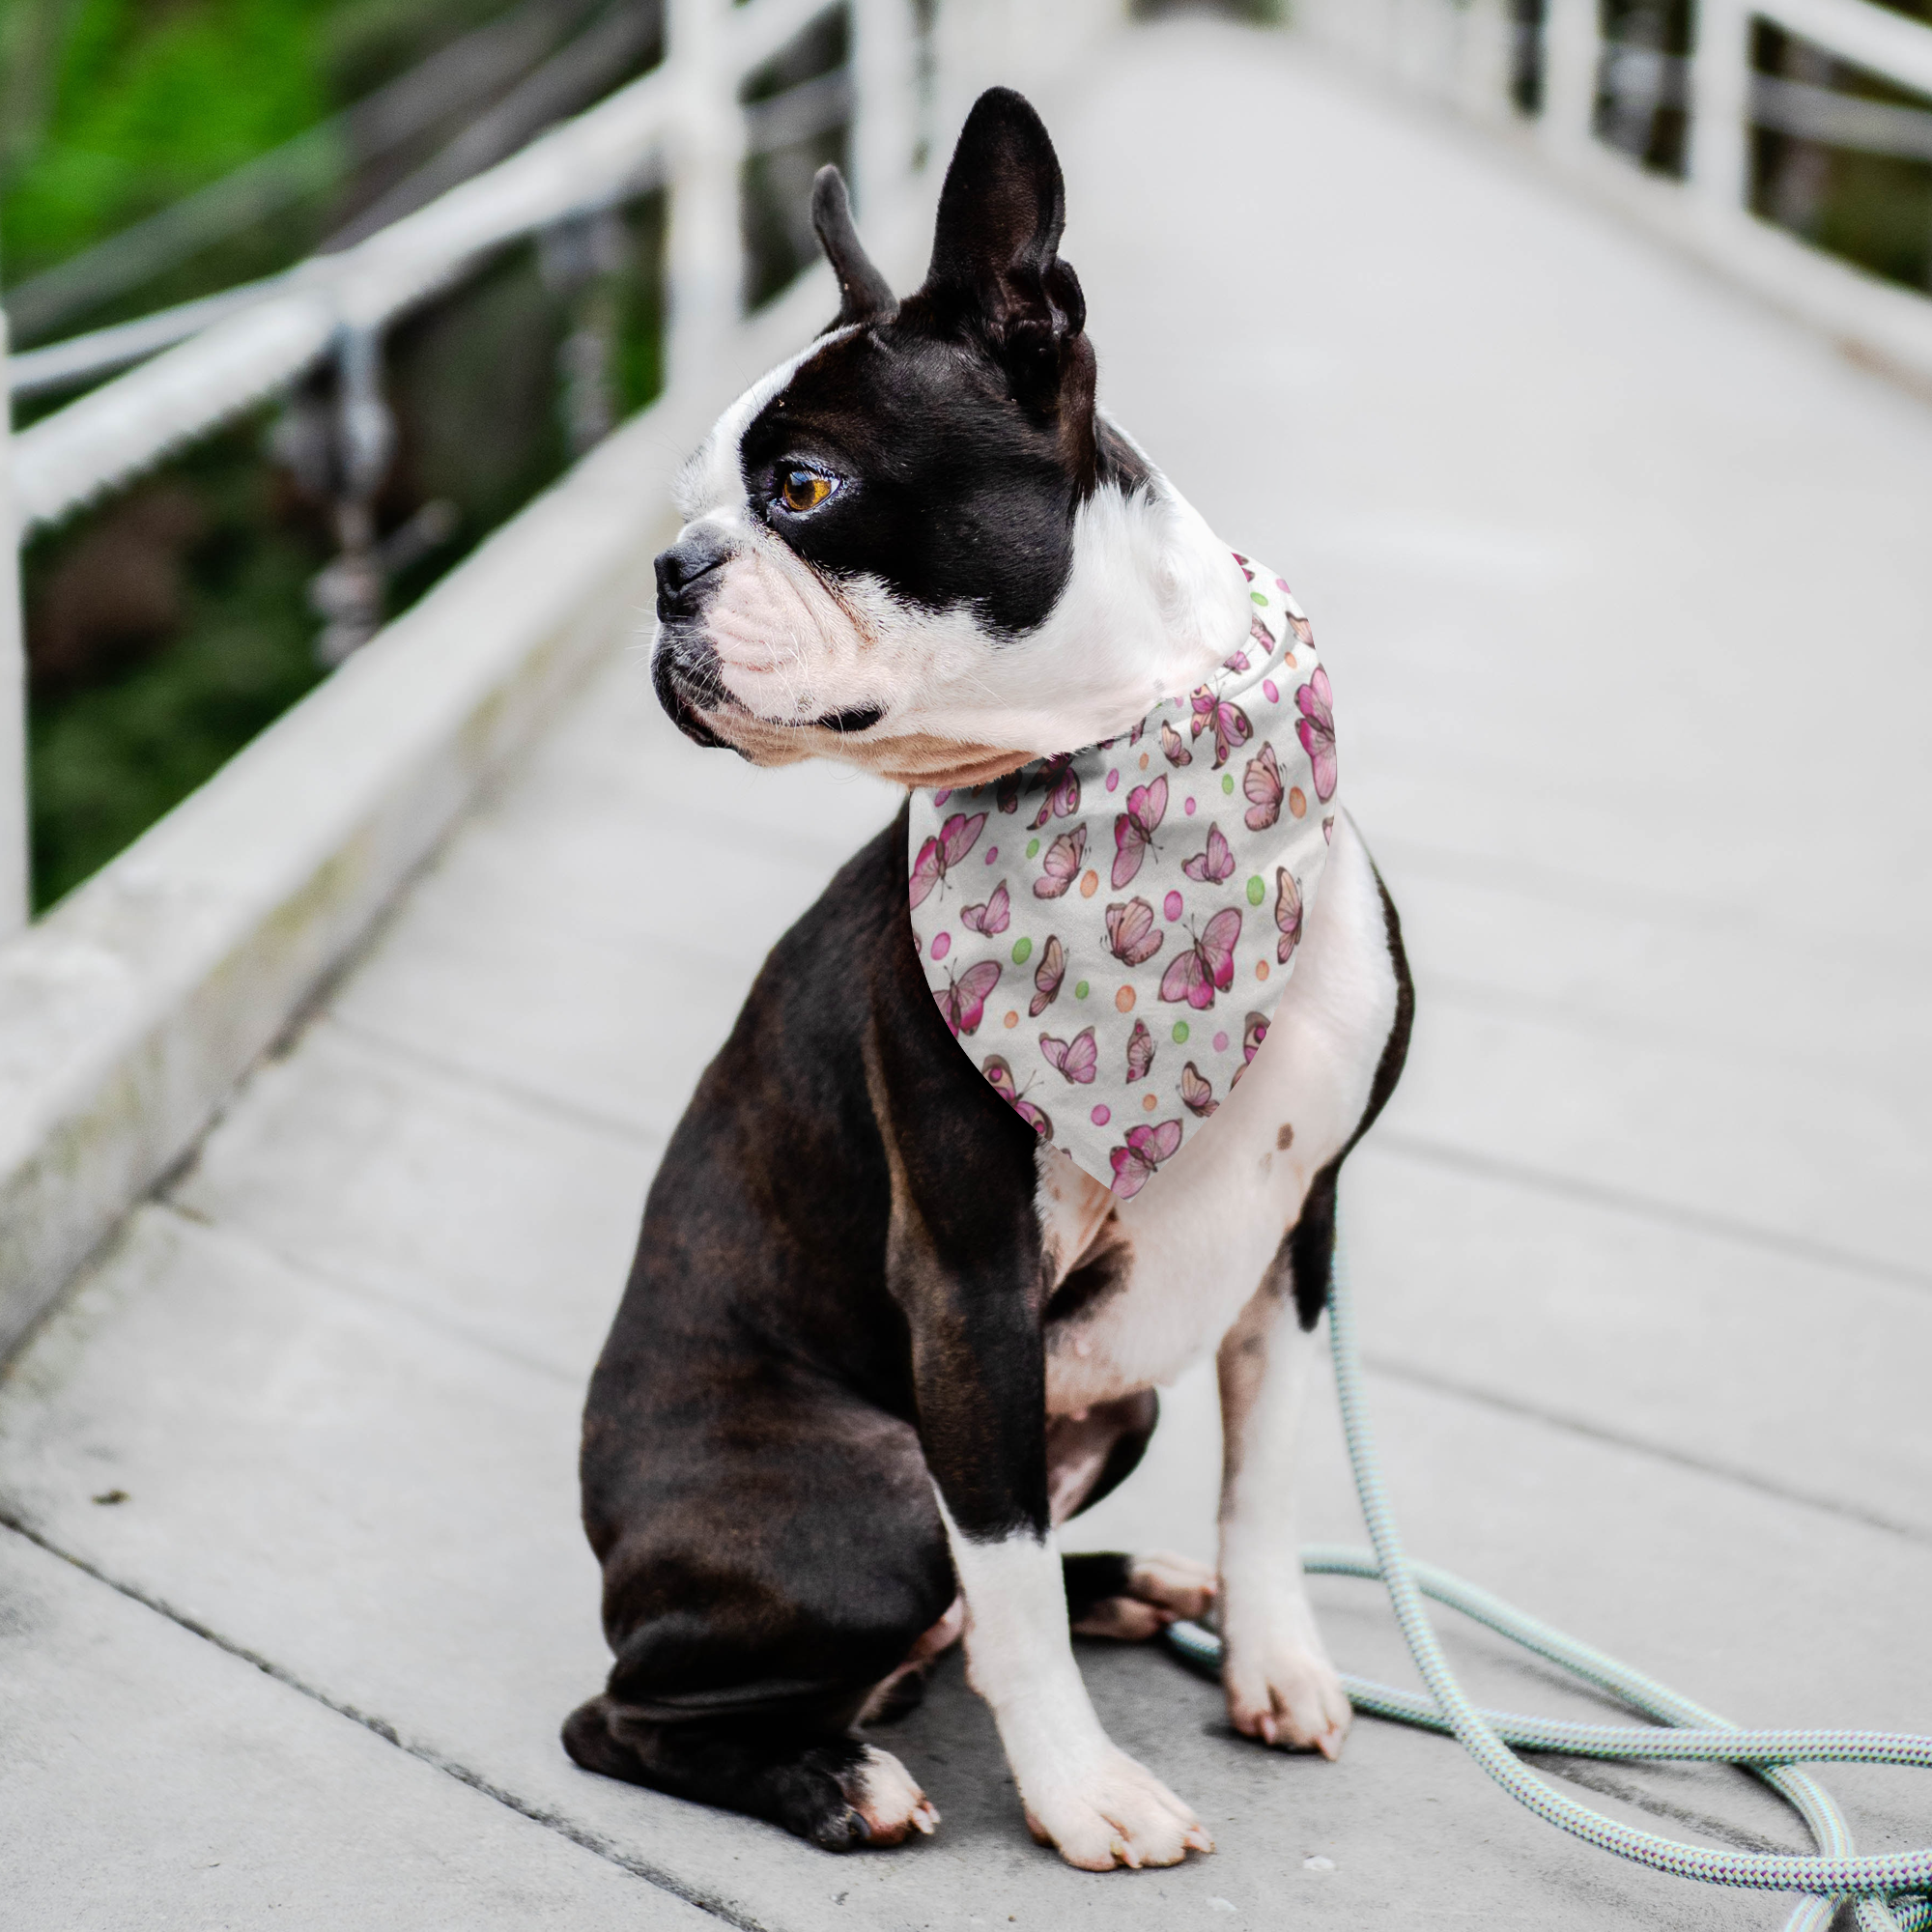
[5,16,1931,1928]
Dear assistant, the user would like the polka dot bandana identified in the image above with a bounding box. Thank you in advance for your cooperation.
[907,555,1337,1197]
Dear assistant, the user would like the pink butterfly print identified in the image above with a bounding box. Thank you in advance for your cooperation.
[1275,867,1303,965]
[1159,907,1242,1010]
[1029,754,1080,830]
[1034,823,1087,899]
[1189,686,1253,770]
[1283,591,1315,651]
[1242,743,1283,833]
[1181,821,1234,885]
[1127,718,1147,746]
[934,959,1001,1037]
[1110,1119,1183,1199]
[1039,1026,1098,1085]
[961,880,1010,936]
[983,1055,1052,1142]
[1159,720,1192,768]
[908,811,987,908]
[1110,776,1168,890]
[1295,667,1336,802]
[1105,895,1164,967]
[1029,935,1065,1018]
[1221,647,1251,674]
[1231,1010,1266,1088]
[996,770,1022,815]
[1126,1018,1154,1082]
[1180,1062,1218,1119]
[1249,613,1275,657]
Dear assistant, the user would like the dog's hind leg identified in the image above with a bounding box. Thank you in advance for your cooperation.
[1046,1392,1215,1639]
[562,1697,938,1849]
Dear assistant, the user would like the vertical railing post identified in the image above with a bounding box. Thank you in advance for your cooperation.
[1541,0,1602,154]
[850,0,918,226]
[0,312,29,936]
[665,0,742,394]
[1688,0,1752,221]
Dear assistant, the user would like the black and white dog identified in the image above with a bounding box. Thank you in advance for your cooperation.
[564,88,1412,1871]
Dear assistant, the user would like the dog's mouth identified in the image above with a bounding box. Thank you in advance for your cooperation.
[653,631,885,752]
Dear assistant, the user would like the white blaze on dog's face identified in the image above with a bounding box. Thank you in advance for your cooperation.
[650,91,1249,790]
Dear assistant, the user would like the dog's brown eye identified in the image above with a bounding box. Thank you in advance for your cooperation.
[779,469,834,513]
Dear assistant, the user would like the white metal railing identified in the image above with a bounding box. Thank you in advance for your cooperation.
[1294,0,1932,341]
[0,0,953,940]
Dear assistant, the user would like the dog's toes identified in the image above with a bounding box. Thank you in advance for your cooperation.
[1127,1549,1217,1621]
[1072,1551,1218,1641]
[1021,1747,1211,1871]
[1225,1643,1353,1758]
[832,1744,940,1849]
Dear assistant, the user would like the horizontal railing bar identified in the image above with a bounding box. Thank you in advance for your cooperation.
[10,62,677,532]
[744,64,855,152]
[1752,69,1932,156]
[729,0,846,83]
[1752,0,1932,99]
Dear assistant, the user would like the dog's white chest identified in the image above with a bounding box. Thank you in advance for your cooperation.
[1037,816,1397,1414]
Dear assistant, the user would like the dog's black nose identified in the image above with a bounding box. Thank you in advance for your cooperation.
[655,531,732,621]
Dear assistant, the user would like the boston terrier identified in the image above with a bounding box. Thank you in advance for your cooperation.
[563,87,1412,1871]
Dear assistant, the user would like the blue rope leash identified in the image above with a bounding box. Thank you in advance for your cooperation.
[1162,1213,1932,1931]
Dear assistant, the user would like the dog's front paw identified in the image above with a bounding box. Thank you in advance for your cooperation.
[1223,1636,1351,1759]
[1072,1550,1217,1641]
[1021,1747,1213,1870]
[809,1745,940,1851]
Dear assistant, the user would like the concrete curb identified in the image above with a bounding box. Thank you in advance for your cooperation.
[0,269,835,1360]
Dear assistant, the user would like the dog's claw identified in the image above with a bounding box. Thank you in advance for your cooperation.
[1184,1824,1216,1855]
[912,1802,940,1835]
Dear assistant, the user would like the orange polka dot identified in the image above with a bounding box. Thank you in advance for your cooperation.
[1142,1092,1158,1113]
[1116,984,1137,1012]
[1288,787,1307,819]
[1003,1010,1018,1029]
[1256,959,1270,980]
[1138,752,1150,770]
[1080,870,1100,898]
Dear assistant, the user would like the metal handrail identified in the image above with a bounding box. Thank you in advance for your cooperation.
[0,0,901,938]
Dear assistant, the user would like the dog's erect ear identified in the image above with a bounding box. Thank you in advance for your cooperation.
[811,165,895,327]
[921,88,1088,404]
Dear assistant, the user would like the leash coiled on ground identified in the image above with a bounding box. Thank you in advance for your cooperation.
[1162,1215,1932,1931]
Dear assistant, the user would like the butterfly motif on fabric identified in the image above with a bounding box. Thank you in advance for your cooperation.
[1222,647,1251,675]
[996,770,1023,815]
[1110,1119,1183,1199]
[908,811,987,908]
[1189,686,1253,770]
[1274,867,1303,965]
[1105,896,1164,967]
[1159,720,1192,768]
[983,1055,1052,1141]
[1034,823,1087,899]
[1249,613,1275,656]
[1231,1010,1267,1089]
[1283,593,1315,651]
[1181,822,1234,885]
[1180,1062,1218,1119]
[1029,754,1080,830]
[1111,776,1168,890]
[934,960,1001,1036]
[1295,667,1337,802]
[1125,1019,1154,1082]
[1242,743,1283,833]
[1039,1027,1099,1085]
[961,880,1009,936]
[1159,907,1241,1009]
[1030,935,1065,1017]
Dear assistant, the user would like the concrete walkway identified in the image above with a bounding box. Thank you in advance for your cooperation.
[5,16,1930,1928]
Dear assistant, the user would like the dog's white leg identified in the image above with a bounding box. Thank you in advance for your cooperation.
[1216,1276,1351,1757]
[940,1506,1213,1870]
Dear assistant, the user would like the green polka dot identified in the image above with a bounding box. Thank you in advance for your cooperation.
[1171,1021,1190,1044]
[1221,774,1235,794]
[1074,980,1090,1000]
[1026,838,1040,858]
[1250,590,1268,606]
[1246,875,1265,906]
[1011,936,1033,964]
